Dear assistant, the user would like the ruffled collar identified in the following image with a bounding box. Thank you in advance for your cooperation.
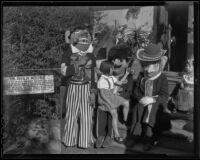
[71,44,93,55]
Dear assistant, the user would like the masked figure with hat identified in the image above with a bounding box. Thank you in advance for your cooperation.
[61,24,97,149]
[126,43,169,151]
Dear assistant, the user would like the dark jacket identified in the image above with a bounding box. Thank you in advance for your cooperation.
[131,72,169,127]
[61,44,96,89]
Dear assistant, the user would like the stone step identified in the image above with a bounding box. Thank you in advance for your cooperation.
[169,112,193,121]
[159,132,194,153]
[111,141,193,156]
[118,121,194,153]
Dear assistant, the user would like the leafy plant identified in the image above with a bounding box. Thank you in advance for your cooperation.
[114,24,151,55]
[2,6,101,154]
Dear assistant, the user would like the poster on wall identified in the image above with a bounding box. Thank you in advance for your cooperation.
[3,75,54,95]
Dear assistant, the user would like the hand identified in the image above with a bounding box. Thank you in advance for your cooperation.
[168,97,175,104]
[121,79,128,84]
[126,68,131,74]
[139,96,155,106]
[114,91,120,96]
[91,88,98,94]
[61,64,67,76]
[163,107,171,114]
[89,92,96,106]
[62,107,66,119]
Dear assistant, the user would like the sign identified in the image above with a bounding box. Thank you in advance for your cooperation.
[3,75,54,95]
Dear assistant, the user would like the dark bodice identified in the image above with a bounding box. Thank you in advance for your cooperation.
[70,53,93,82]
[61,44,96,87]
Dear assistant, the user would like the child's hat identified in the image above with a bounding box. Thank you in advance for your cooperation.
[136,43,167,62]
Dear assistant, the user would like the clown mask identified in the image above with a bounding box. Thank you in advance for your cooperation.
[66,28,92,52]
[141,61,160,78]
[112,58,129,76]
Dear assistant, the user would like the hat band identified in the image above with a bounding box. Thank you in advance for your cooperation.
[136,48,167,61]
[140,51,163,60]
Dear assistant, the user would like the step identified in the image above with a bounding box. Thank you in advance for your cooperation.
[159,130,194,152]
[110,139,193,156]
[118,121,194,153]
[169,112,193,121]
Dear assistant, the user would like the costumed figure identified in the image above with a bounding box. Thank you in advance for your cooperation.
[127,43,169,151]
[61,24,97,149]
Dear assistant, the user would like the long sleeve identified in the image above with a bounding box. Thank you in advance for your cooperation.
[147,73,169,127]
[61,44,75,78]
[88,53,97,90]
[61,44,71,64]
[132,73,144,102]
[154,74,169,107]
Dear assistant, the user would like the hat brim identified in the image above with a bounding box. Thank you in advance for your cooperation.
[136,48,167,62]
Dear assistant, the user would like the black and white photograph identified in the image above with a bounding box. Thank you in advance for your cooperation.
[1,1,200,158]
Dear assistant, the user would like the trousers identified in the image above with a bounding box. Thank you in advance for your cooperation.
[62,83,93,148]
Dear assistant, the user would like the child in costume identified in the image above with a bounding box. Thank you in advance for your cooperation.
[128,43,169,151]
[97,60,130,143]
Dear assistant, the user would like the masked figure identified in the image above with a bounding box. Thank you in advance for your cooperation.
[61,25,96,149]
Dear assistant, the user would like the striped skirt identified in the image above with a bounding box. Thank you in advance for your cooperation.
[62,82,94,148]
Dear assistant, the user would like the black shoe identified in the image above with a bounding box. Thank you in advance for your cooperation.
[125,135,141,147]
[143,140,158,151]
[143,142,153,151]
[125,138,135,147]
[102,136,112,148]
[114,136,125,144]
[95,136,105,148]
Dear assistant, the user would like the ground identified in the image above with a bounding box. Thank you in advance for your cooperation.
[61,139,193,156]
[60,122,194,156]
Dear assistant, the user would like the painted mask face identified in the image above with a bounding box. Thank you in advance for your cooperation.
[71,29,92,52]
[112,59,128,75]
[142,62,160,78]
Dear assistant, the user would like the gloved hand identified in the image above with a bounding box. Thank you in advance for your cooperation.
[139,96,156,106]
[89,92,96,106]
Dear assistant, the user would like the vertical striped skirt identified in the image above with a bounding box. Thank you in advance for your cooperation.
[62,82,94,148]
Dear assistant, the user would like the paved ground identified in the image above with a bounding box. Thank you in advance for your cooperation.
[61,140,193,156]
[60,115,194,156]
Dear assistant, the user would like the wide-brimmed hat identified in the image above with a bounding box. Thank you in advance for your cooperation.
[136,43,167,62]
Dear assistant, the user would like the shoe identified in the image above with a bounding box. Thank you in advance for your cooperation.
[143,142,153,151]
[125,138,135,147]
[102,136,112,148]
[143,140,157,151]
[114,136,125,144]
[95,136,105,148]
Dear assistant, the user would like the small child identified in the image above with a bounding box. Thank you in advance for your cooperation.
[97,60,130,143]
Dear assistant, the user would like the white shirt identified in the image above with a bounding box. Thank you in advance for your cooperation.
[97,75,117,90]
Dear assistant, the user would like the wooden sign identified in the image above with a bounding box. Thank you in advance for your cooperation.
[3,75,54,95]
